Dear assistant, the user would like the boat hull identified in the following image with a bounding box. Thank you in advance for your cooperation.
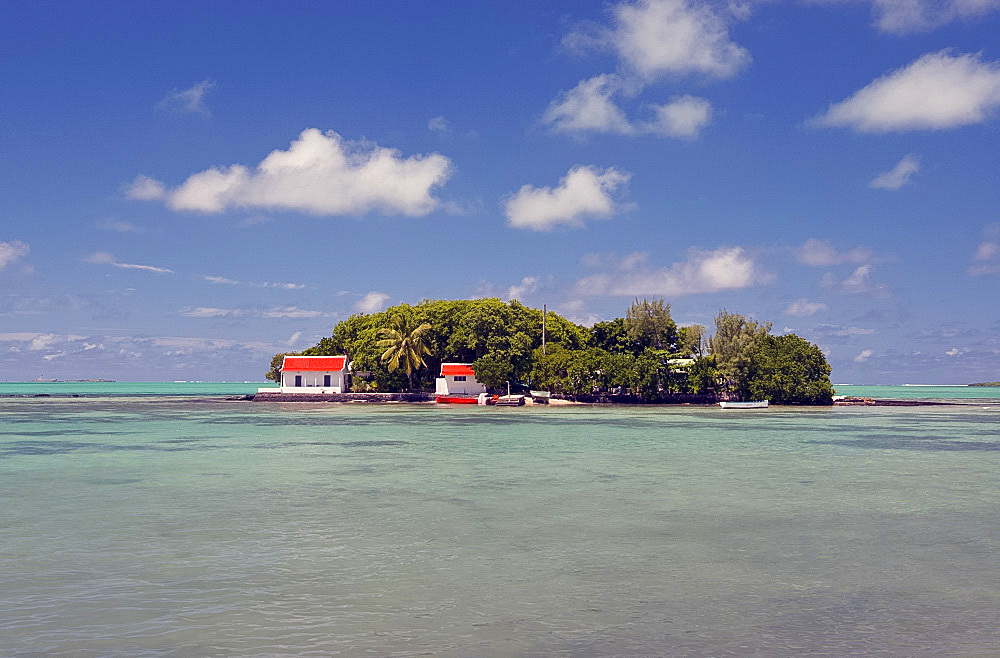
[719,400,769,409]
[436,395,480,404]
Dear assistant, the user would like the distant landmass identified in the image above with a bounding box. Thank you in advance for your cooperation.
[32,378,116,383]
[969,382,1000,387]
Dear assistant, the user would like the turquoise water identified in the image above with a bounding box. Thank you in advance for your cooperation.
[0,381,277,397]
[834,384,1000,401]
[1,397,998,654]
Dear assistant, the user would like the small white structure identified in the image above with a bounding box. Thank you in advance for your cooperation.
[278,355,350,393]
[436,363,486,395]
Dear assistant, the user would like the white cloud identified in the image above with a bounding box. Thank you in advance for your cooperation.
[785,298,829,317]
[179,306,328,319]
[841,264,874,293]
[355,292,390,314]
[854,348,874,363]
[125,175,167,201]
[504,165,630,231]
[795,239,875,266]
[204,275,239,285]
[544,74,637,135]
[506,276,539,300]
[646,95,713,138]
[813,50,1000,133]
[155,79,216,115]
[428,116,452,135]
[0,240,29,270]
[575,245,761,296]
[85,252,173,274]
[543,76,713,139]
[869,154,921,190]
[285,331,303,347]
[969,240,1000,275]
[203,275,305,289]
[601,0,750,80]
[128,128,453,217]
[98,219,144,233]
[872,0,1000,34]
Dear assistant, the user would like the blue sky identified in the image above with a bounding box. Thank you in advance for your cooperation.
[2,0,999,383]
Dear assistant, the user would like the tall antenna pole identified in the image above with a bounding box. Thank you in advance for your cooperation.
[542,304,546,356]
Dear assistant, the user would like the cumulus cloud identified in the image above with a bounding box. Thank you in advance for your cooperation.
[854,348,874,363]
[645,95,713,138]
[575,245,761,296]
[785,298,829,317]
[544,74,637,135]
[869,154,921,190]
[969,239,1000,275]
[355,292,390,314]
[0,240,29,270]
[155,79,216,115]
[813,50,1000,133]
[504,165,630,231]
[543,76,714,138]
[506,276,539,300]
[795,239,875,266]
[85,252,173,274]
[841,264,874,293]
[128,128,453,217]
[545,0,741,139]
[572,0,750,80]
[871,0,1000,34]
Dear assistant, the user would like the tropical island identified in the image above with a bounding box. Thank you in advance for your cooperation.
[266,298,834,405]
[970,382,1000,386]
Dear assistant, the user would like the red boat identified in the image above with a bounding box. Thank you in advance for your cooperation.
[435,395,480,404]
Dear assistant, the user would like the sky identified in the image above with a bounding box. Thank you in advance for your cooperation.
[2,0,999,384]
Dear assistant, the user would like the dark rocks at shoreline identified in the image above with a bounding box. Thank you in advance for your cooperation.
[252,392,434,403]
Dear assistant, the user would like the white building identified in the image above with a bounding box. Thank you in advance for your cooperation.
[278,355,350,393]
[435,363,486,395]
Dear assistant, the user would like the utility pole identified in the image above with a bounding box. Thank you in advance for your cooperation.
[542,304,546,356]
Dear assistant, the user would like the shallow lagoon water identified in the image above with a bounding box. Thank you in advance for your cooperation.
[1,396,998,655]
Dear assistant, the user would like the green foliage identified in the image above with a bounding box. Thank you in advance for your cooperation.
[686,355,720,394]
[734,334,834,404]
[625,298,677,351]
[282,298,833,404]
[591,318,635,354]
[676,324,706,358]
[377,313,433,390]
[265,352,296,382]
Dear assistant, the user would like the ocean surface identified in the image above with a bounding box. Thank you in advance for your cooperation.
[1,385,998,655]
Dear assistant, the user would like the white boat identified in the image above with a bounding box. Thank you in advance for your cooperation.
[719,400,769,409]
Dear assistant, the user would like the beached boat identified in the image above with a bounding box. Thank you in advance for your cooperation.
[496,394,525,406]
[435,395,480,404]
[719,400,769,409]
[529,390,551,403]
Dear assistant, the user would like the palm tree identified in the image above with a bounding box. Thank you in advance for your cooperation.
[377,315,433,390]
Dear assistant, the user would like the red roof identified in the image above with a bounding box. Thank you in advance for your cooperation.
[440,363,475,376]
[282,355,348,372]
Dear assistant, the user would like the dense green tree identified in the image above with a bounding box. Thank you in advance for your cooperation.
[709,310,771,367]
[676,324,706,358]
[377,313,433,390]
[734,334,834,404]
[625,298,677,351]
[591,318,636,354]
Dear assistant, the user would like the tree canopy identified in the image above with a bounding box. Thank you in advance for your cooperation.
[266,297,833,404]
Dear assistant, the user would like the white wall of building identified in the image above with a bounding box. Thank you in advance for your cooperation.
[280,370,347,393]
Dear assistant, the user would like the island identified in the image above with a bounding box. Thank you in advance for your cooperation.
[265,298,834,405]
